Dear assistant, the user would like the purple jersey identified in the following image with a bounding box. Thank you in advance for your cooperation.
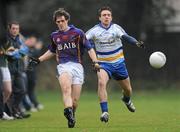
[48,25,92,64]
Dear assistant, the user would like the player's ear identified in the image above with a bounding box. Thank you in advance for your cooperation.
[67,19,69,23]
[99,16,101,21]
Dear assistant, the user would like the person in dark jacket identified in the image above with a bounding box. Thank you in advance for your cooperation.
[6,21,30,119]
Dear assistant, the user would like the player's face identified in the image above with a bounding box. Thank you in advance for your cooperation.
[99,10,112,27]
[9,24,20,37]
[56,16,68,31]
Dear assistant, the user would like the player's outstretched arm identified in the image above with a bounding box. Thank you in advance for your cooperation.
[121,34,145,49]
[28,50,55,70]
[88,48,100,71]
[38,50,55,62]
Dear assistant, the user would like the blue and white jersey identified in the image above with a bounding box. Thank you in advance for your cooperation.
[86,23,126,63]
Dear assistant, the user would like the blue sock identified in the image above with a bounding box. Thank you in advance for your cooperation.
[100,102,108,113]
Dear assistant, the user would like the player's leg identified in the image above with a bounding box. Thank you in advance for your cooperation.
[71,84,82,117]
[118,78,135,112]
[119,77,132,97]
[70,62,84,127]
[57,62,83,128]
[58,72,73,108]
[112,61,135,112]
[0,67,12,103]
[58,72,75,128]
[3,81,12,103]
[97,69,109,123]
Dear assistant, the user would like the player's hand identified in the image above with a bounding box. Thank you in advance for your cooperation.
[28,57,40,70]
[7,46,16,52]
[92,61,101,72]
[136,41,145,49]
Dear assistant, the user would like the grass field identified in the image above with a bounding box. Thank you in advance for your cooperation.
[0,90,180,132]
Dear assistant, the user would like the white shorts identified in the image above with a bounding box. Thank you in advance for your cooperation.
[57,62,84,85]
[0,67,11,82]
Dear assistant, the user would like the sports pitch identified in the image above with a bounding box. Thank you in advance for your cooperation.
[0,90,180,132]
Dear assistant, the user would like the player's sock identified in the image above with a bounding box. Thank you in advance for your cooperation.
[64,107,72,112]
[64,107,75,128]
[72,106,76,118]
[64,107,73,118]
[100,102,108,113]
[100,102,109,123]
[122,95,136,112]
[122,95,130,103]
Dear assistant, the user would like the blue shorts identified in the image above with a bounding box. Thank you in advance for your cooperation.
[99,61,129,80]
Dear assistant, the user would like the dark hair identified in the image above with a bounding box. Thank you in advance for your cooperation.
[7,21,19,29]
[53,8,70,22]
[98,6,112,16]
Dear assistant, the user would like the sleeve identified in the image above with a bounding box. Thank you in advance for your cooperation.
[48,34,57,53]
[4,38,14,50]
[116,24,138,45]
[6,50,22,59]
[81,31,92,51]
[121,34,138,45]
[19,45,29,55]
[6,37,29,59]
[115,24,127,38]
[18,39,29,55]
[85,28,96,48]
[85,28,94,40]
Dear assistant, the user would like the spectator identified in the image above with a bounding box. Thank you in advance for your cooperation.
[6,21,30,119]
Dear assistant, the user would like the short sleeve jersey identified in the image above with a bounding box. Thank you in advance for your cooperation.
[48,25,92,64]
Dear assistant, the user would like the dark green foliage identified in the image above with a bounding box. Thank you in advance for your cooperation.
[5,0,179,90]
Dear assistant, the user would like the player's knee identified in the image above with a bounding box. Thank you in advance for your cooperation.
[6,88,12,95]
[62,88,71,96]
[98,79,106,89]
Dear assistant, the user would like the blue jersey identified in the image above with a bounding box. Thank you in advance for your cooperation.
[48,25,92,64]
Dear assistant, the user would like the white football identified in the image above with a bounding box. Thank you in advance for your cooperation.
[149,51,166,69]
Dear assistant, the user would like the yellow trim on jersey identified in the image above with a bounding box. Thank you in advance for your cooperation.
[98,52,124,61]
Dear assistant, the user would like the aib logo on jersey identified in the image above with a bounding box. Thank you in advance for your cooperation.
[56,38,61,43]
[57,42,77,51]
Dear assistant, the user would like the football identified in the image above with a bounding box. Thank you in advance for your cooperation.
[149,51,166,69]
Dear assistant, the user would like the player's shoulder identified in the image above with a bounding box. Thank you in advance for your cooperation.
[112,23,123,29]
[86,24,99,34]
[70,25,85,35]
[112,23,126,33]
[50,30,59,37]
[90,24,100,30]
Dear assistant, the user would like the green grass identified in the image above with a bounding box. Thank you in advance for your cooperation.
[0,90,180,132]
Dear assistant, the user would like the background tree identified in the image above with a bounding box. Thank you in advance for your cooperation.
[5,0,179,90]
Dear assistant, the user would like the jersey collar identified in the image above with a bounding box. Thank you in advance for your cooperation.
[99,22,113,30]
[58,25,75,33]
